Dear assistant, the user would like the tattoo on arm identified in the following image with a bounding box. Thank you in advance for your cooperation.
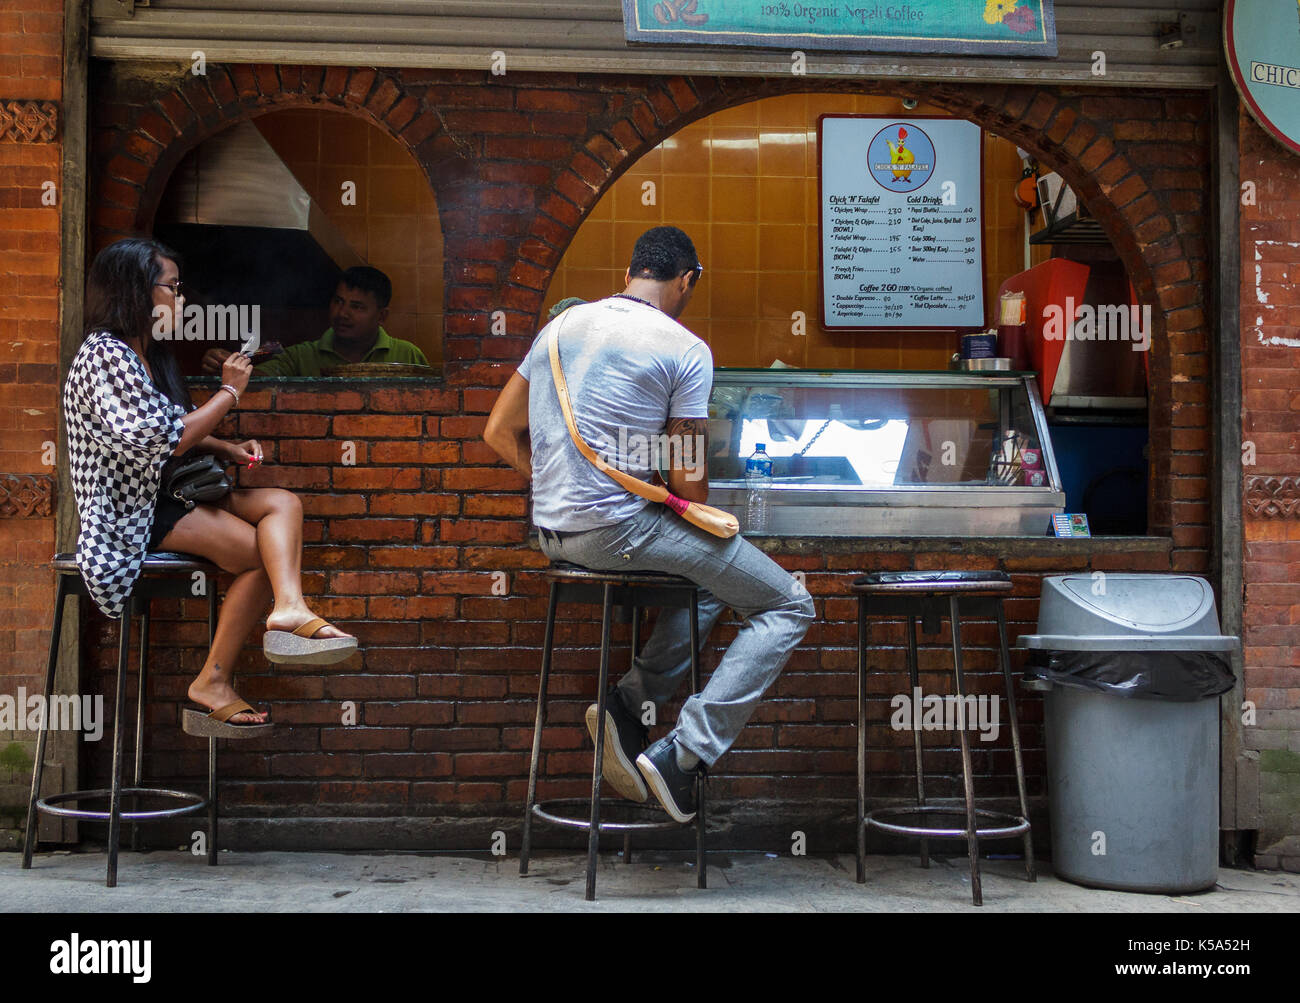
[666,417,708,473]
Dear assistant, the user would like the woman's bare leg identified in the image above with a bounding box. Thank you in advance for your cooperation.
[188,568,273,720]
[158,504,270,723]
[222,488,351,640]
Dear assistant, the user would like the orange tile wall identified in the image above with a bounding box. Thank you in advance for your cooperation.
[254,109,444,367]
[548,93,1033,370]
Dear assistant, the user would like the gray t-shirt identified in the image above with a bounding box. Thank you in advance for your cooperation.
[518,296,713,531]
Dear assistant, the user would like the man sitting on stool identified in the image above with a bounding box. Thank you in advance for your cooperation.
[484,225,814,822]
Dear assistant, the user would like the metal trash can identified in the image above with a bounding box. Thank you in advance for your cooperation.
[1017,574,1238,893]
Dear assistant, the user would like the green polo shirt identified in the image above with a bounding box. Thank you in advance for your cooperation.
[253,327,430,377]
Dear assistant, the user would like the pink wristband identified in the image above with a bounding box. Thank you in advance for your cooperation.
[664,493,689,516]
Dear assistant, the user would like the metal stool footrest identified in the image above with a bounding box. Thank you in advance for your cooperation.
[866,805,1030,841]
[533,798,684,834]
[37,787,206,822]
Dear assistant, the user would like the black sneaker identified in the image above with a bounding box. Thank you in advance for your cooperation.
[636,735,700,823]
[585,688,648,803]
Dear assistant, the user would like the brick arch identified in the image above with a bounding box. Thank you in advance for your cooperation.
[90,64,456,249]
[519,77,1210,541]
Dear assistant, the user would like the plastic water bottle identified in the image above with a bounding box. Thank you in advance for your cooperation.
[745,443,773,534]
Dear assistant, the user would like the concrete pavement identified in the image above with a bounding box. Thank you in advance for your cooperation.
[3,848,1298,912]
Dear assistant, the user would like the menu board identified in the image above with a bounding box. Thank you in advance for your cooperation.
[819,116,984,331]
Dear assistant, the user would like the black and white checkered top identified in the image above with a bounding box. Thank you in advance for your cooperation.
[62,330,187,619]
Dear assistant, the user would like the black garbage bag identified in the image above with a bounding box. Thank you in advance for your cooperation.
[1025,649,1235,701]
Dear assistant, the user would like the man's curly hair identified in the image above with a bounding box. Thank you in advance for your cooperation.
[628,226,700,284]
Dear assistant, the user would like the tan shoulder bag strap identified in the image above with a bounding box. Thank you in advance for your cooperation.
[546,311,738,539]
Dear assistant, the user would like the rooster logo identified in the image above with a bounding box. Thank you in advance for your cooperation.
[867,122,935,193]
[885,126,915,182]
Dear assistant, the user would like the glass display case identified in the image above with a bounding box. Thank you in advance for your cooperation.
[706,369,1065,536]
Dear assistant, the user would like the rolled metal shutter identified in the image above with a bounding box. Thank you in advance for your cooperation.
[90,0,1221,87]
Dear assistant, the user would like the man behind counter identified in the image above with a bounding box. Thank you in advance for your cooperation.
[201,265,429,377]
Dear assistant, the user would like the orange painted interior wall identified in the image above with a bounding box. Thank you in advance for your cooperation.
[547,93,1037,370]
[254,110,444,367]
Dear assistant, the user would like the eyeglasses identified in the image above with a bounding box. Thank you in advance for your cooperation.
[154,281,184,296]
[683,262,704,286]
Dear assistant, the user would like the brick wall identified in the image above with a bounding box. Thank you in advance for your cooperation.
[1238,109,1300,871]
[81,377,1180,847]
[8,59,1227,851]
[0,0,61,843]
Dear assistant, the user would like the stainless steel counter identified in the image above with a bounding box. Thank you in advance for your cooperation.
[707,368,1066,538]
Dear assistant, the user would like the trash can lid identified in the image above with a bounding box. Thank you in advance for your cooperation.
[1016,574,1239,652]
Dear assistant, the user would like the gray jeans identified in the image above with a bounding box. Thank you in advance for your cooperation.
[538,504,814,766]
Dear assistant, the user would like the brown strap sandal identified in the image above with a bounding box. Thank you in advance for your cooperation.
[263,616,358,665]
[183,699,273,738]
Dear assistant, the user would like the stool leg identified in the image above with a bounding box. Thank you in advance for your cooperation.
[106,603,133,888]
[856,595,866,884]
[996,601,1036,882]
[948,596,981,906]
[586,583,614,901]
[207,588,218,866]
[208,738,218,865]
[906,614,929,869]
[520,583,558,877]
[689,590,705,890]
[625,605,638,867]
[695,776,707,890]
[131,601,149,852]
[22,575,69,869]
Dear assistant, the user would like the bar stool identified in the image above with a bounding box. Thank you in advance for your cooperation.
[520,562,707,901]
[22,552,259,886]
[852,570,1035,906]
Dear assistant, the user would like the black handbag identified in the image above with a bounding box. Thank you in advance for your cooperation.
[162,453,231,510]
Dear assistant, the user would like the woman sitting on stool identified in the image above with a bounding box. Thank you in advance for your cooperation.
[62,237,357,731]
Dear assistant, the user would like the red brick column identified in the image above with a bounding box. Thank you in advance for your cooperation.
[1238,110,1300,872]
[0,0,62,844]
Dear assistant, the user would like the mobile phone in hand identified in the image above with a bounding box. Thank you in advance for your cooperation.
[239,340,284,363]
